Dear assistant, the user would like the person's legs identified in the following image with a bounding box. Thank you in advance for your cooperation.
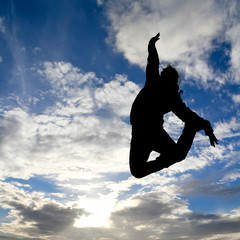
[176,124,197,159]
[129,124,197,178]
[129,134,152,178]
[155,124,196,169]
[129,127,176,178]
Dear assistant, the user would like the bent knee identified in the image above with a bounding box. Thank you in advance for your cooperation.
[174,151,187,162]
[130,165,146,179]
[168,145,188,162]
[129,149,149,179]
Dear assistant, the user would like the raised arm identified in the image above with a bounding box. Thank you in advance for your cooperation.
[145,33,160,88]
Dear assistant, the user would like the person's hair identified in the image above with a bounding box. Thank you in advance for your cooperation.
[161,65,180,85]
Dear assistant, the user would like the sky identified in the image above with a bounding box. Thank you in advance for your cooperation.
[0,0,240,239]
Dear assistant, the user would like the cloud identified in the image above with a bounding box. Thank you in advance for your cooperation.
[112,191,190,222]
[0,61,140,181]
[220,169,240,183]
[214,117,240,139]
[0,236,41,240]
[0,181,85,238]
[176,173,240,199]
[0,1,240,239]
[225,1,240,83]
[104,0,240,86]
[226,24,240,83]
[95,74,139,117]
[63,170,240,240]
[163,112,184,140]
[3,60,237,181]
[232,94,240,104]
[96,0,105,6]
[7,202,82,236]
[109,191,240,240]
[0,17,5,32]
[1,60,240,239]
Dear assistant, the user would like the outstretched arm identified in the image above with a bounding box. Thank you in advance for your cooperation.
[173,96,218,147]
[145,33,160,87]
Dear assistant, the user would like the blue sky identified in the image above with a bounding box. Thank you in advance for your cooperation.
[0,0,240,239]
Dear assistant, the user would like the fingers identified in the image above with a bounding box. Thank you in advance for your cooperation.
[210,137,215,147]
[209,136,215,147]
[150,33,160,43]
[203,120,218,147]
[209,133,218,147]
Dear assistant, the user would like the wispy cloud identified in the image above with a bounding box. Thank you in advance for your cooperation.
[214,117,240,139]
[0,17,5,33]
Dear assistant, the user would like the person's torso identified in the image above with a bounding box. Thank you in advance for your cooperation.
[130,86,180,127]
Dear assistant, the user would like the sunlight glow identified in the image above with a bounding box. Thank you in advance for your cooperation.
[74,196,116,228]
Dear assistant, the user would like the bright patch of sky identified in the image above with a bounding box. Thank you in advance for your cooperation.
[0,0,240,239]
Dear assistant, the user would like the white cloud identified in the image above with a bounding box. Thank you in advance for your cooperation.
[1,150,240,240]
[232,94,240,104]
[108,190,240,240]
[214,117,240,139]
[105,0,240,86]
[163,112,184,140]
[1,60,240,239]
[225,1,240,83]
[0,62,140,181]
[0,61,140,237]
[95,74,140,117]
[0,1,240,239]
[227,24,240,82]
[0,181,84,238]
[220,169,240,183]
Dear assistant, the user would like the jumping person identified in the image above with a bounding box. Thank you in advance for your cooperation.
[129,33,218,178]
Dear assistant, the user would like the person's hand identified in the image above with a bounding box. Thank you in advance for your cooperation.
[208,132,218,147]
[203,120,218,147]
[150,33,160,43]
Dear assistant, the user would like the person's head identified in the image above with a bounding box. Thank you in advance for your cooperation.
[161,65,180,91]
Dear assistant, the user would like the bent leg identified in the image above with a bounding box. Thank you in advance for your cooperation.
[176,124,196,160]
[156,125,196,168]
[129,128,176,178]
[130,141,169,178]
[129,138,152,178]
[129,125,197,178]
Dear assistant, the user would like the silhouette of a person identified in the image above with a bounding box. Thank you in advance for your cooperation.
[129,33,218,178]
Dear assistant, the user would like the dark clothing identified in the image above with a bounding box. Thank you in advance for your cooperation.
[130,38,201,130]
[129,36,203,178]
[130,86,201,130]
